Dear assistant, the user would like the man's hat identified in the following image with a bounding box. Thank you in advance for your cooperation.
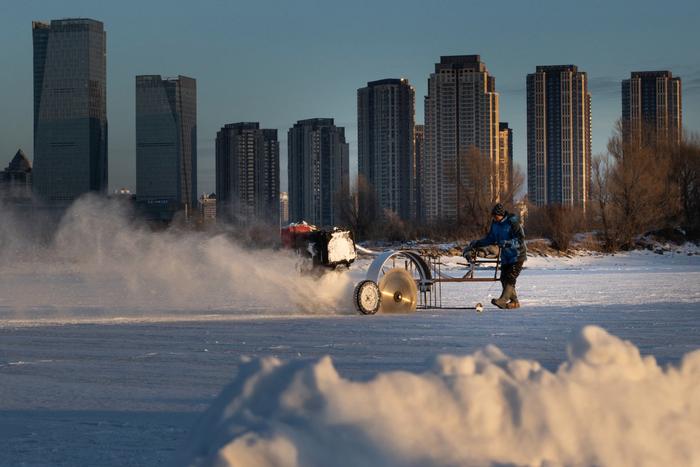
[491,203,505,217]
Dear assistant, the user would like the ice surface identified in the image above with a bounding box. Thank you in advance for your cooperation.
[1,197,699,466]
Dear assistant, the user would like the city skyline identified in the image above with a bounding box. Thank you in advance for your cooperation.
[1,1,699,196]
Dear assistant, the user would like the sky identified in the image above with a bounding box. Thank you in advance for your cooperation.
[1,0,699,194]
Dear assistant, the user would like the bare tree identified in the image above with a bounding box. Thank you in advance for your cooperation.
[590,154,617,250]
[588,121,679,250]
[606,121,672,248]
[670,134,700,237]
[501,163,525,207]
[524,203,581,252]
[335,175,378,241]
[454,147,525,235]
[455,146,497,234]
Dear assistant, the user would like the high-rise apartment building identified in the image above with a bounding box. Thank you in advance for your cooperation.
[32,19,107,202]
[215,122,279,226]
[622,71,682,146]
[135,75,197,220]
[423,55,500,223]
[414,124,425,222]
[498,122,513,199]
[527,65,591,208]
[288,118,349,227]
[357,78,415,221]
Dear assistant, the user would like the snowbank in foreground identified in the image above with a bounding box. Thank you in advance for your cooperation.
[180,326,700,467]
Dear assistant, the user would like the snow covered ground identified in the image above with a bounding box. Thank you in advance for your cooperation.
[1,202,699,466]
[1,249,699,466]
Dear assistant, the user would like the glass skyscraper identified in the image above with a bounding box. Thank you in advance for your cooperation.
[32,19,108,202]
[135,75,197,220]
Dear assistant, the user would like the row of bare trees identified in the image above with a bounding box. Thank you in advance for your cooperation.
[455,146,524,235]
[336,124,700,250]
[521,123,700,252]
[336,146,524,242]
[591,123,700,250]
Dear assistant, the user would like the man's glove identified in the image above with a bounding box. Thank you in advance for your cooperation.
[462,241,477,258]
[499,240,513,248]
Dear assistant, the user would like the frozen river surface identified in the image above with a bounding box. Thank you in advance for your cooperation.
[1,250,699,466]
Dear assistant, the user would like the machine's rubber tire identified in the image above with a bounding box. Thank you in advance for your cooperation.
[354,280,381,315]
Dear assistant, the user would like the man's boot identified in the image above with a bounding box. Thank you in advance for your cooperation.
[506,288,520,309]
[491,284,514,309]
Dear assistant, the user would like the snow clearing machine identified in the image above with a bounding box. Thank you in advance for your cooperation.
[352,248,501,315]
[281,223,501,314]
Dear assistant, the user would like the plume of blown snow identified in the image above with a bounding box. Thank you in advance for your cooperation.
[180,326,700,467]
[0,195,355,318]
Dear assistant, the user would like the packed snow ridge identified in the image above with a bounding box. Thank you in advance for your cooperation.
[180,325,700,467]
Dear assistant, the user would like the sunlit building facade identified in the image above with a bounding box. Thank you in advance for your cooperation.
[423,55,500,223]
[622,71,682,146]
[527,65,591,209]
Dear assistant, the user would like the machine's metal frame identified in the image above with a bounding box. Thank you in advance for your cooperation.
[361,248,501,312]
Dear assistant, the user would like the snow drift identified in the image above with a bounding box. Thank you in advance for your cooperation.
[181,326,700,467]
[0,196,355,318]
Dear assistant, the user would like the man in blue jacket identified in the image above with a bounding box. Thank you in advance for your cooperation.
[463,203,527,309]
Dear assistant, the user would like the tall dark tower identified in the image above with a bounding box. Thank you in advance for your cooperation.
[135,75,197,220]
[288,118,349,227]
[32,19,107,202]
[215,122,279,226]
[357,79,415,221]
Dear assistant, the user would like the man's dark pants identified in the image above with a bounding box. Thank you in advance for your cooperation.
[501,260,525,287]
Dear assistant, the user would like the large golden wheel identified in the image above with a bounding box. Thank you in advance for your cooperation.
[378,268,418,313]
[354,251,431,314]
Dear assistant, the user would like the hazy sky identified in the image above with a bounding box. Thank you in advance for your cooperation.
[1,0,698,194]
